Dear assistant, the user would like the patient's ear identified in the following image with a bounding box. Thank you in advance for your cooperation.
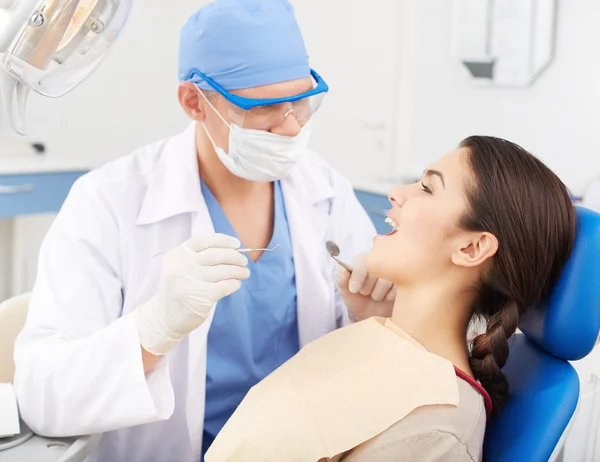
[452,232,498,268]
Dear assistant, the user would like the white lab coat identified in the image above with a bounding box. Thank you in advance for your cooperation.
[13,123,377,462]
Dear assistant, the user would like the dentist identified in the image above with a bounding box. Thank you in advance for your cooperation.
[13,1,394,461]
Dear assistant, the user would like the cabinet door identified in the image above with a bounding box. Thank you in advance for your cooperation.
[293,0,401,184]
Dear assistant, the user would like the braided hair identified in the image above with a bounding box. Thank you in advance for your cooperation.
[459,136,576,416]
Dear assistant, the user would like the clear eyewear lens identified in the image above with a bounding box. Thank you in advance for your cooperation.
[228,92,326,130]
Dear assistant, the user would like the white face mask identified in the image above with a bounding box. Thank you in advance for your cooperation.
[199,90,312,182]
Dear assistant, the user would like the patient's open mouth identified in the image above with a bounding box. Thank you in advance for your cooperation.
[373,217,399,241]
[385,217,399,235]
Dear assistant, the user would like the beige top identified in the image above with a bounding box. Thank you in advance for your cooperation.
[331,377,486,461]
[206,318,485,462]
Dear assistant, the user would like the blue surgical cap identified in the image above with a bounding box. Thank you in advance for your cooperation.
[178,0,311,91]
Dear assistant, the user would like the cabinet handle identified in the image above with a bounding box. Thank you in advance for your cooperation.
[0,183,34,194]
[370,207,388,217]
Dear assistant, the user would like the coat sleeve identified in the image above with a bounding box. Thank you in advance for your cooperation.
[327,171,377,327]
[13,176,174,437]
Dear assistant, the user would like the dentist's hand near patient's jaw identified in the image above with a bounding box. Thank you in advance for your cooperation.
[133,233,250,370]
[337,253,395,322]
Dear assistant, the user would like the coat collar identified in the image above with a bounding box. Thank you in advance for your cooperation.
[136,122,334,226]
[136,123,203,225]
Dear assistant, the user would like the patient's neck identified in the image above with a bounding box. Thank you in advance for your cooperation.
[390,282,475,376]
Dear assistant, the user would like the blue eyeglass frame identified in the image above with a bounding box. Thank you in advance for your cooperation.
[184,68,329,110]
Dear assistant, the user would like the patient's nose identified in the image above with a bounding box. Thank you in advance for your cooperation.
[388,185,408,208]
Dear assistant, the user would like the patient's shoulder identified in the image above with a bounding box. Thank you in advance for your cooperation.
[338,378,486,462]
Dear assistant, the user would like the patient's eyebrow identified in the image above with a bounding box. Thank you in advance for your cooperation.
[424,169,445,188]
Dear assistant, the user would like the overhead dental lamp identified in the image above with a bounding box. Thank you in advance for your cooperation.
[0,0,133,134]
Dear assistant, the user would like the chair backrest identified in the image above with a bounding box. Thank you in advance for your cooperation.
[484,206,600,462]
[0,292,31,383]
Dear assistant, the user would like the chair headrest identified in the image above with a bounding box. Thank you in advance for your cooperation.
[520,206,600,360]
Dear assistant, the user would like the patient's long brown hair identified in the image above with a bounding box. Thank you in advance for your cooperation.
[459,136,576,417]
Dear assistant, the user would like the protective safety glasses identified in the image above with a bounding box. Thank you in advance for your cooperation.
[186,68,328,130]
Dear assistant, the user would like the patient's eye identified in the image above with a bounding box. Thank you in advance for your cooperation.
[421,182,432,194]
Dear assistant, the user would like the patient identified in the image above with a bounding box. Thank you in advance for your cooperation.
[206,136,576,461]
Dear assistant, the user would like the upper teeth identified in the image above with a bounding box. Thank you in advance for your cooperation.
[385,217,399,230]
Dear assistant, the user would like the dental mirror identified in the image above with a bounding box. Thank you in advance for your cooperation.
[325,241,353,273]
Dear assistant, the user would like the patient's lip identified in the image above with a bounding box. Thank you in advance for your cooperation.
[374,228,398,242]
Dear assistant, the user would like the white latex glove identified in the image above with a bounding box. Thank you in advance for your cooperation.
[134,233,250,355]
[337,253,396,322]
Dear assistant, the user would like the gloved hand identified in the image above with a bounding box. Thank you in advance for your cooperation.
[134,233,250,355]
[337,253,395,322]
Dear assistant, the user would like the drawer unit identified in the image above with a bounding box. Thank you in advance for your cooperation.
[0,171,88,218]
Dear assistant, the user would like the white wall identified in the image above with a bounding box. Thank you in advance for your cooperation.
[390,0,600,195]
[21,0,206,166]
[293,0,405,187]
[12,0,600,191]
[295,0,600,196]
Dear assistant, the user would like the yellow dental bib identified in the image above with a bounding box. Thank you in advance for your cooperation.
[206,317,460,461]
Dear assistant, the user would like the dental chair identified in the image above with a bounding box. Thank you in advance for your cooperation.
[0,293,101,462]
[484,206,600,462]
